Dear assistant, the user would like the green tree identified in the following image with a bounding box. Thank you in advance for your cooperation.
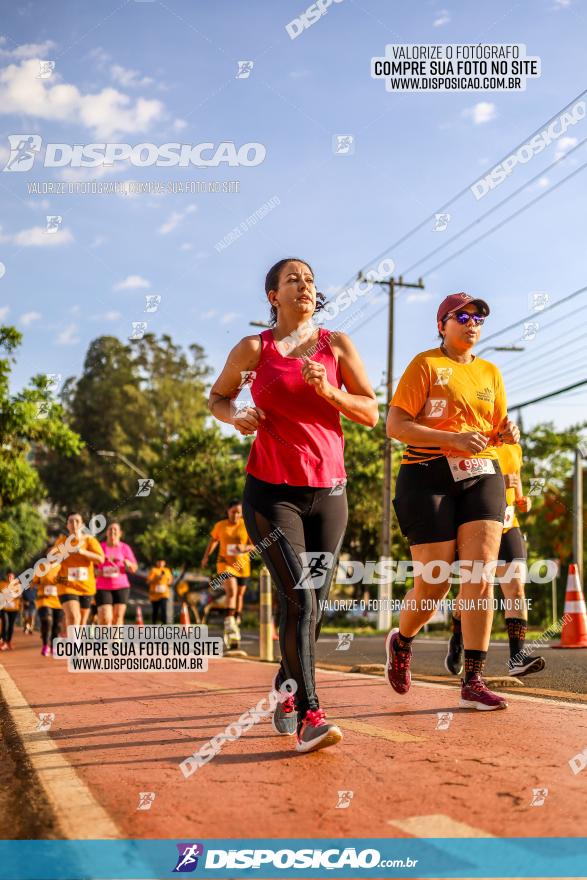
[0,326,82,568]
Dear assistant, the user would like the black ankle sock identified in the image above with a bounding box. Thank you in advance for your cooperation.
[464,649,487,683]
[224,608,236,618]
[506,617,527,660]
[451,615,462,636]
[395,631,414,652]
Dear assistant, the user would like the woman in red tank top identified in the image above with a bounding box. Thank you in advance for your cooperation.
[209,258,378,753]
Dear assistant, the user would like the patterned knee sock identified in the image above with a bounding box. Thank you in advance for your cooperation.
[464,649,487,683]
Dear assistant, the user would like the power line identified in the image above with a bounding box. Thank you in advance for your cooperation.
[498,309,587,373]
[401,138,586,277]
[502,331,586,380]
[478,284,587,348]
[510,378,587,410]
[421,161,587,277]
[336,88,587,291]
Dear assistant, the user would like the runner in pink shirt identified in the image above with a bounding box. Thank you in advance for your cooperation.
[95,522,138,626]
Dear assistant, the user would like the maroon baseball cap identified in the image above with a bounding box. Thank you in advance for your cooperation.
[436,292,490,324]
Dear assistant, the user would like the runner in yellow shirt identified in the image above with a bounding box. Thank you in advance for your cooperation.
[33,566,64,657]
[147,560,174,624]
[446,442,545,678]
[0,572,22,650]
[385,293,520,712]
[52,513,104,629]
[201,500,254,650]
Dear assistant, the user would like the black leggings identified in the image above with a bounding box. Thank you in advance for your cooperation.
[243,473,348,717]
[151,599,168,624]
[38,606,64,647]
[1,611,18,643]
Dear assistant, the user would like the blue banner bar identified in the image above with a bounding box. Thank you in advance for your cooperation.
[0,838,586,878]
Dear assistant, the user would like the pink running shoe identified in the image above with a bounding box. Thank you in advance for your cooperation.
[384,628,411,695]
[460,674,508,711]
[41,645,51,657]
[296,709,342,754]
[271,673,297,736]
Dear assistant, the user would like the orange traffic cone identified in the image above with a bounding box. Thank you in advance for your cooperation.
[552,564,587,648]
[179,603,190,626]
[135,604,144,627]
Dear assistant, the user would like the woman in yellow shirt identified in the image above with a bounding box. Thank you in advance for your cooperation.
[385,293,520,711]
[51,513,104,629]
[201,500,254,650]
[33,566,64,657]
[147,560,173,624]
[446,442,545,678]
[0,572,22,650]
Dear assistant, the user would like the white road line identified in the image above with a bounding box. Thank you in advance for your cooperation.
[0,664,120,839]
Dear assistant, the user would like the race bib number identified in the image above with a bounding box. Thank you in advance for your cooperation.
[101,564,119,578]
[43,585,58,596]
[67,567,89,581]
[155,584,167,594]
[446,457,495,482]
[504,505,516,528]
[227,543,240,555]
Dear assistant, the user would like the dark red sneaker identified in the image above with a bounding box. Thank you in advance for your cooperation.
[460,674,508,711]
[384,628,411,695]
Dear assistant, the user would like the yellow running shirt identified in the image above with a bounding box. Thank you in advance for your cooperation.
[211,520,251,577]
[33,570,62,610]
[391,347,507,465]
[496,442,523,532]
[147,566,173,601]
[53,534,104,596]
[0,580,22,612]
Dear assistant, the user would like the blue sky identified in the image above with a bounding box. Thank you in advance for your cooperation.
[1,0,586,433]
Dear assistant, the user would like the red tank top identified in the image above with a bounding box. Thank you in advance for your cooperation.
[245,328,347,487]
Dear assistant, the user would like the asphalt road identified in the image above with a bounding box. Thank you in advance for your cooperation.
[238,631,587,697]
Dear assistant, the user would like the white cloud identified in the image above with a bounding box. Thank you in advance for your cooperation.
[20,310,41,326]
[173,118,187,131]
[201,309,217,319]
[463,102,497,124]
[158,204,196,235]
[433,9,450,26]
[220,312,240,324]
[0,57,164,139]
[555,135,577,161]
[537,176,550,188]
[0,305,10,321]
[56,322,79,345]
[92,310,121,321]
[180,242,193,251]
[114,274,150,291]
[110,63,154,89]
[0,225,73,246]
[406,292,433,303]
[553,0,571,7]
[0,36,57,59]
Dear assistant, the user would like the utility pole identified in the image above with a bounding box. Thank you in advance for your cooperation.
[372,274,424,630]
[573,447,584,582]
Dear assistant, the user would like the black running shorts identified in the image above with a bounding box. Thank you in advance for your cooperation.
[60,593,92,609]
[95,588,130,606]
[393,456,506,546]
[498,526,527,563]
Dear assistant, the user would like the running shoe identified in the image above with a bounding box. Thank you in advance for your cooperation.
[384,628,412,695]
[41,645,51,657]
[508,654,545,677]
[271,673,297,736]
[460,674,508,711]
[444,632,464,676]
[0,642,8,652]
[296,709,342,753]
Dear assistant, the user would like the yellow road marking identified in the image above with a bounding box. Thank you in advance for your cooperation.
[331,717,426,743]
[0,664,120,839]
[389,814,494,838]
